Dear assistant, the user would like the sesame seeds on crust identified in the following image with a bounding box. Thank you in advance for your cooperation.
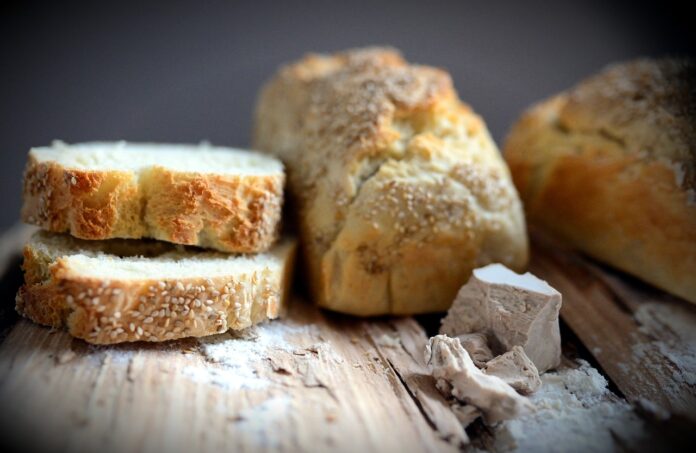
[16,233,295,344]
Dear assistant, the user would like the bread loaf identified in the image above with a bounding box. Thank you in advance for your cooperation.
[22,141,284,253]
[254,47,528,315]
[16,231,296,344]
[504,58,696,304]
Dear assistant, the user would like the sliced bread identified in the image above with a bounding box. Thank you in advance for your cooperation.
[16,231,296,344]
[22,141,285,253]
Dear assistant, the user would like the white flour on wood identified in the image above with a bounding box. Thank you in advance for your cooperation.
[490,360,647,453]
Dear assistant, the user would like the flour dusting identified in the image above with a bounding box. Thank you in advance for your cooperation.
[633,302,696,389]
[491,360,647,453]
[188,320,318,390]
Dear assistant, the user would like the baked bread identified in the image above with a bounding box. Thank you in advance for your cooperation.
[16,231,296,344]
[22,141,284,253]
[254,47,528,315]
[504,58,696,304]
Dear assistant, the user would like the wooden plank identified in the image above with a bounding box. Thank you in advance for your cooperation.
[0,298,464,453]
[0,224,464,452]
[3,224,693,450]
[529,237,696,420]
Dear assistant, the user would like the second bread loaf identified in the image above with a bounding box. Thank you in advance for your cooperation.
[254,47,528,315]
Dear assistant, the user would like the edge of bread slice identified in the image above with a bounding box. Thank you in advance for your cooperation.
[22,141,285,253]
[16,231,296,344]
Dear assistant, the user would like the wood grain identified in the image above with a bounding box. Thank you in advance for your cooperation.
[529,237,696,420]
[0,297,465,453]
[2,225,695,451]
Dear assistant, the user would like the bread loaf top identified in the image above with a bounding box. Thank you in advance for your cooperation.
[255,47,528,315]
[504,58,696,304]
[560,59,695,165]
[509,59,695,196]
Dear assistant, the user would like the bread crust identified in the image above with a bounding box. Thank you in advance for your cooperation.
[16,235,297,344]
[254,47,528,315]
[505,59,696,304]
[21,153,284,253]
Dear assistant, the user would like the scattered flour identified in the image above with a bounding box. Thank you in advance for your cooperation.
[376,333,401,348]
[181,366,267,390]
[633,302,696,389]
[491,360,647,453]
[229,397,296,450]
[186,320,318,390]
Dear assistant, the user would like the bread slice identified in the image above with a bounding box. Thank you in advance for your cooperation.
[16,231,296,344]
[22,141,285,253]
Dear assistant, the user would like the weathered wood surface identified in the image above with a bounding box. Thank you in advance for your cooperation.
[1,225,695,452]
[0,303,467,453]
[529,234,696,420]
[0,225,467,452]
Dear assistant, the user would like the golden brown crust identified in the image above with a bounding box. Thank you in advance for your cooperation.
[16,234,297,344]
[21,155,284,253]
[505,58,696,304]
[254,47,528,315]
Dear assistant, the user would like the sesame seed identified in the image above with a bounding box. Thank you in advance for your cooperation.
[129,323,135,332]
[114,312,121,319]
[137,326,143,336]
[144,317,153,324]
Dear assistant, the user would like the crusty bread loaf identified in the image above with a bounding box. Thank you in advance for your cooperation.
[22,141,285,253]
[254,47,528,315]
[504,58,696,304]
[16,231,296,344]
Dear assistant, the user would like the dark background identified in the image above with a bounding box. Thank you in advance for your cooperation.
[1,0,693,233]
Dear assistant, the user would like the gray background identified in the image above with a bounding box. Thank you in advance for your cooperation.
[1,0,693,233]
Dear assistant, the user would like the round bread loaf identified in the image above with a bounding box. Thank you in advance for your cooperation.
[505,58,696,304]
[254,48,528,315]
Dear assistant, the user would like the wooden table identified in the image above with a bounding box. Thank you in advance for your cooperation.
[0,226,694,452]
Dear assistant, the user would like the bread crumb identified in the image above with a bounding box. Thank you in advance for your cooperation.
[56,350,77,365]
